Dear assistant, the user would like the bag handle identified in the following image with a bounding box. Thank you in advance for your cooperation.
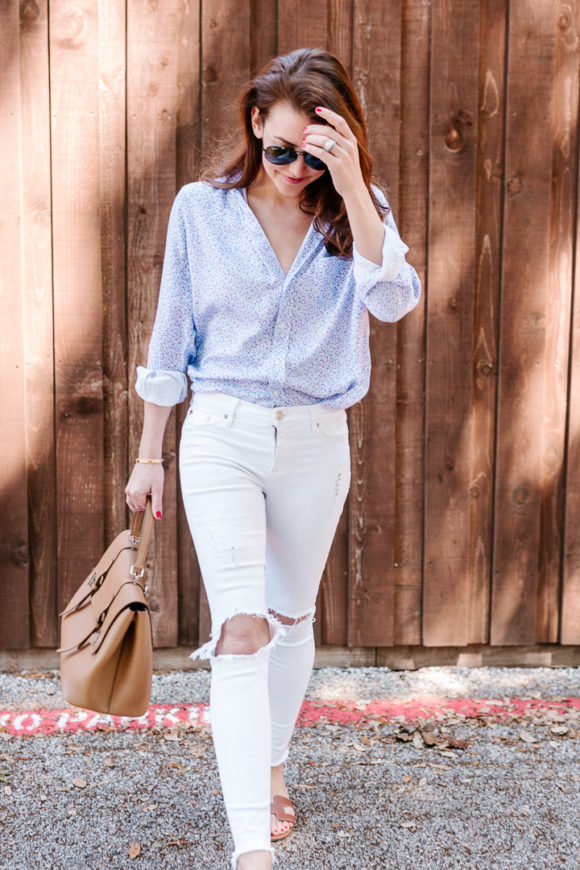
[130,495,156,576]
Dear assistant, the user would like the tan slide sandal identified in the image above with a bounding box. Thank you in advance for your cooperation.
[270,794,295,841]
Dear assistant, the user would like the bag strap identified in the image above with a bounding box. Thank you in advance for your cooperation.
[130,496,156,576]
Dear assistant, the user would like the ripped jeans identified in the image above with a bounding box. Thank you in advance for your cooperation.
[178,391,351,869]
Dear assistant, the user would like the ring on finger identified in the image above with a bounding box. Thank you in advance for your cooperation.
[323,137,337,153]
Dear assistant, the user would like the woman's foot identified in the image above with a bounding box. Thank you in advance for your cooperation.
[236,850,272,870]
[270,762,295,839]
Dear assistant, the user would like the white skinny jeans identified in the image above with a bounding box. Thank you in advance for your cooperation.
[178,392,351,869]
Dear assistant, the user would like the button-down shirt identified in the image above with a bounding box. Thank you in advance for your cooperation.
[135,180,421,409]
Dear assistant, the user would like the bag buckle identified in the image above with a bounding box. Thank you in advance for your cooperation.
[89,630,101,646]
[87,572,97,586]
[130,565,145,579]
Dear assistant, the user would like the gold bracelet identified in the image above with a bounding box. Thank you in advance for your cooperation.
[135,457,163,464]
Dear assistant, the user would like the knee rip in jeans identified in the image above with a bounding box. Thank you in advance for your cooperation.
[189,609,288,662]
[188,606,316,662]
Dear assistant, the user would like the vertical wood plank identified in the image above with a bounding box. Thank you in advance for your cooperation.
[19,0,56,647]
[423,0,480,646]
[348,0,402,647]
[319,2,354,648]
[250,0,277,76]
[176,0,202,647]
[393,0,430,646]
[277,0,327,54]
[491,3,557,645]
[536,2,578,643]
[561,0,580,645]
[328,0,353,73]
[466,0,506,643]
[0,0,29,649]
[197,0,252,645]
[127,0,179,647]
[50,1,104,611]
[99,0,128,545]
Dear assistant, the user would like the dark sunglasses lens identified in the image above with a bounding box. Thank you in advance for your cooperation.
[264,146,294,165]
[304,153,327,171]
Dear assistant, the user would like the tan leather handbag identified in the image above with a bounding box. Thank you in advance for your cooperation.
[57,497,155,717]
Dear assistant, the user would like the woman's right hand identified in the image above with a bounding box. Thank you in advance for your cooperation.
[125,462,165,519]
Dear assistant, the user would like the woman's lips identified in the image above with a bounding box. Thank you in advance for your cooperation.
[284,175,305,185]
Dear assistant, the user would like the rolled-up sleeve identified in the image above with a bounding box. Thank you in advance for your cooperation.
[352,188,421,323]
[135,189,196,406]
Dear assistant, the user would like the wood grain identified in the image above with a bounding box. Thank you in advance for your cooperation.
[562,1,580,645]
[50,1,104,612]
[19,0,56,647]
[127,0,179,647]
[99,0,128,545]
[197,0,252,646]
[393,0,430,646]
[347,0,403,647]
[491,2,557,645]
[423,0,480,646]
[466,0,507,644]
[0,0,30,649]
[319,0,355,647]
[176,0,202,648]
[277,0,328,55]
[1,1,579,659]
[537,2,578,643]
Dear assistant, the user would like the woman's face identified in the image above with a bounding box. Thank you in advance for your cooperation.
[250,101,326,198]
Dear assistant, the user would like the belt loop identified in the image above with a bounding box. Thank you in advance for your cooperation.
[309,403,321,431]
[224,395,240,427]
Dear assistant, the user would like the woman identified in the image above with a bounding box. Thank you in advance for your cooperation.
[125,48,420,870]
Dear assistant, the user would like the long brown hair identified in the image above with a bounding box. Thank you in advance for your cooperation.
[201,48,387,258]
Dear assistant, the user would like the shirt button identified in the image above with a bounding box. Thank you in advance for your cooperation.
[275,411,283,421]
[273,390,279,397]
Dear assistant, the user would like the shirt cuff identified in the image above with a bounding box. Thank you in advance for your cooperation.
[135,366,189,406]
[352,224,410,288]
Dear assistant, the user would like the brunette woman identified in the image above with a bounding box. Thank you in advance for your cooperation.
[125,47,420,870]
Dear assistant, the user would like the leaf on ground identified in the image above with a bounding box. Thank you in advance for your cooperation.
[444,735,469,749]
[418,777,427,787]
[72,778,88,789]
[4,785,12,795]
[128,841,141,859]
[550,726,569,735]
[401,821,416,829]
[412,732,424,750]
[421,731,439,747]
[519,730,536,743]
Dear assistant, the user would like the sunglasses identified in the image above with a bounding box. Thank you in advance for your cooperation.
[262,144,327,172]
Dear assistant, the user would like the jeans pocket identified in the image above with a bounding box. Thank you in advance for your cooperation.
[187,408,234,428]
[315,409,348,438]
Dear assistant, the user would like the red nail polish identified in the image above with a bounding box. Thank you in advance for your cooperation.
[302,127,308,132]
[315,106,322,113]
[156,511,162,519]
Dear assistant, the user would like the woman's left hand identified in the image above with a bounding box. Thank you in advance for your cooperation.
[302,106,365,199]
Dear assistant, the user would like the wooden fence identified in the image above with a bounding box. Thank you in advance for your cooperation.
[1,0,579,665]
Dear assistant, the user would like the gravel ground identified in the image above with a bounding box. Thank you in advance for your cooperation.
[0,666,579,870]
[1,666,579,710]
